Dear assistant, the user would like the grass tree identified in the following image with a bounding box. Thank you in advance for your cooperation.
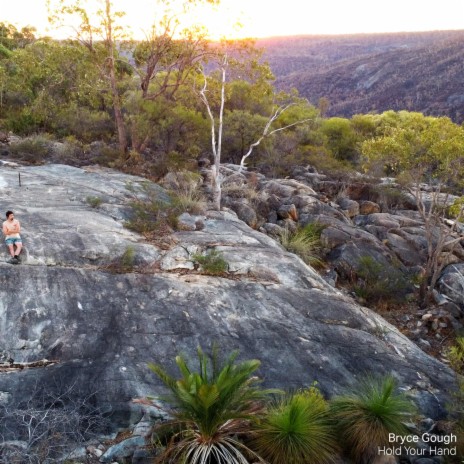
[252,387,338,464]
[330,375,415,463]
[148,346,275,464]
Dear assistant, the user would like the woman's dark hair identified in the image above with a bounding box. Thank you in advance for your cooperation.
[5,211,13,218]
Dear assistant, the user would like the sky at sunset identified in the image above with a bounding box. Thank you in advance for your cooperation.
[2,0,463,39]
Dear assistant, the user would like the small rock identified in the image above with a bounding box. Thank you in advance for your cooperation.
[231,201,258,228]
[337,198,360,218]
[132,418,153,438]
[442,301,463,319]
[177,213,205,231]
[277,204,298,221]
[159,246,195,271]
[359,200,381,215]
[262,223,285,239]
[99,436,146,463]
[418,339,431,349]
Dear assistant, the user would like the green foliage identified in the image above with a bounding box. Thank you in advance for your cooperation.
[9,134,51,163]
[86,196,103,208]
[120,245,135,270]
[125,186,174,236]
[301,147,355,178]
[148,346,273,464]
[159,171,207,216]
[0,22,35,51]
[252,387,338,464]
[96,145,122,166]
[5,109,41,135]
[330,375,415,463]
[448,197,464,219]
[448,337,464,374]
[125,177,205,236]
[192,250,228,275]
[280,223,324,266]
[361,112,464,185]
[353,255,411,304]
[321,117,359,162]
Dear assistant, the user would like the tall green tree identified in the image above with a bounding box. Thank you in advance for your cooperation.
[48,0,133,153]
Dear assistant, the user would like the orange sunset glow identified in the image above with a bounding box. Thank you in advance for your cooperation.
[2,0,463,40]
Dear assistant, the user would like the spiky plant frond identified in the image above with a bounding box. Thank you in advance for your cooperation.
[252,389,338,464]
[330,375,415,463]
[149,346,277,464]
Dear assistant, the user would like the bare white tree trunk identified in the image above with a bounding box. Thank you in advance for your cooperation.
[199,59,312,209]
[199,56,227,211]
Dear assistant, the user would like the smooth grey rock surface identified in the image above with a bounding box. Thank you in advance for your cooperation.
[0,164,457,433]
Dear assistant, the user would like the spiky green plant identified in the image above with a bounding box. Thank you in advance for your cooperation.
[330,375,415,463]
[252,387,338,464]
[280,223,323,267]
[148,346,275,464]
[192,250,228,275]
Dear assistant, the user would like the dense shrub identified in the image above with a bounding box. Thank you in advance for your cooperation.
[9,134,52,163]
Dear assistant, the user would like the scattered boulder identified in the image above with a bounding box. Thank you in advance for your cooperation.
[359,200,381,215]
[439,263,464,309]
[277,204,298,221]
[337,197,359,218]
[177,212,205,231]
[229,201,258,228]
[99,436,146,463]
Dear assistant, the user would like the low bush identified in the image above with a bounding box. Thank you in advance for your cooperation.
[373,185,413,211]
[10,134,52,163]
[103,245,136,274]
[330,375,415,463]
[124,182,178,236]
[125,175,206,237]
[86,196,103,208]
[192,249,228,275]
[352,255,411,304]
[280,223,324,267]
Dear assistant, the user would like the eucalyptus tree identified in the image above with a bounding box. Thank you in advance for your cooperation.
[47,0,131,153]
[48,0,219,155]
[362,111,464,305]
[198,42,315,209]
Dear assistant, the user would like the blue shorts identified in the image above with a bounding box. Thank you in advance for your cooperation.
[5,237,22,246]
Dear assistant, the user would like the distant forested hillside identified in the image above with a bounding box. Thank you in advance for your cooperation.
[259,31,464,122]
